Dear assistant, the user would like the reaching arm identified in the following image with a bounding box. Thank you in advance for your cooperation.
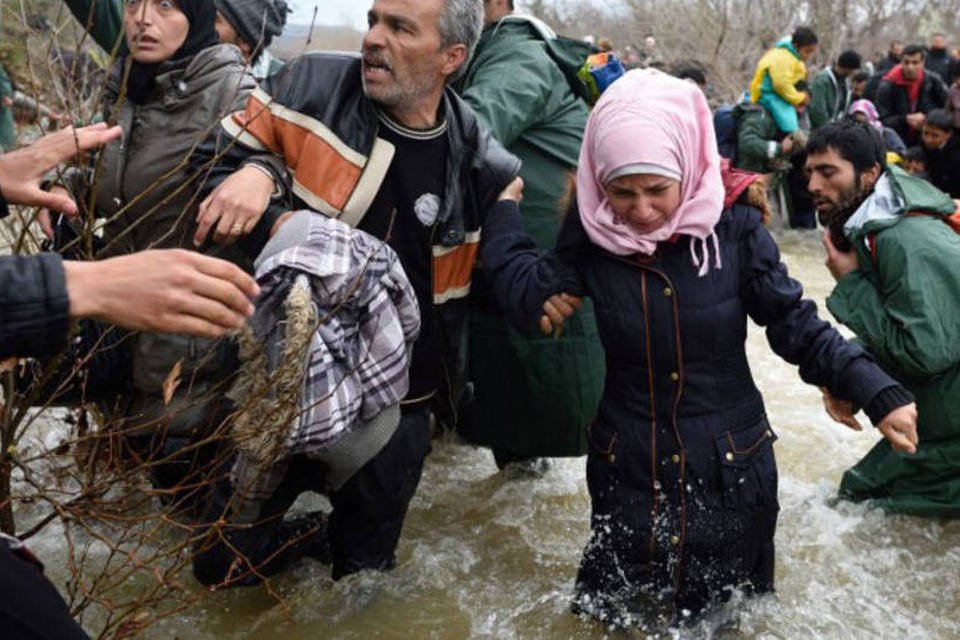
[480,180,585,331]
[739,210,912,425]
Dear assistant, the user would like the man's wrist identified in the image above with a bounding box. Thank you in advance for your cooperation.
[62,260,103,319]
[241,162,279,197]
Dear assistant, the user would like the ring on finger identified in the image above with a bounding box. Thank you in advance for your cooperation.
[230,222,245,236]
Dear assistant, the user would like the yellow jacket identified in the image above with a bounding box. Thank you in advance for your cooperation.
[749,41,808,106]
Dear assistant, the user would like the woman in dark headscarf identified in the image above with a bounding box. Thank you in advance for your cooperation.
[40,0,257,508]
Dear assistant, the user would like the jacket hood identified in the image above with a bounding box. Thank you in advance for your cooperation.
[482,15,592,101]
[844,165,956,240]
[776,38,800,59]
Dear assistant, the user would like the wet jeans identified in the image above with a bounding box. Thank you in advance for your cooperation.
[192,405,432,586]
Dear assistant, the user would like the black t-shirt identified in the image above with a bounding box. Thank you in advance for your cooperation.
[358,112,448,401]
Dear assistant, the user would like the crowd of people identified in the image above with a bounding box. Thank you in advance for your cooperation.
[0,0,958,637]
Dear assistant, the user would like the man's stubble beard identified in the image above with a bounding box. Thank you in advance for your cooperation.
[816,173,873,252]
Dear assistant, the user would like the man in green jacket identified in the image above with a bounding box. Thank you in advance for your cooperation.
[454,0,604,471]
[735,101,797,174]
[807,120,960,518]
[808,49,861,130]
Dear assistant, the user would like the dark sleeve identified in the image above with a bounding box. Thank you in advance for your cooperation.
[738,211,912,424]
[0,254,71,359]
[875,82,907,132]
[0,541,90,640]
[479,199,584,329]
[934,75,950,108]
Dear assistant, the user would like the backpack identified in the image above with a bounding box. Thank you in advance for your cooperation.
[714,104,739,160]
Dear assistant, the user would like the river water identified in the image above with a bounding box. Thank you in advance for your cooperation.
[25,229,960,639]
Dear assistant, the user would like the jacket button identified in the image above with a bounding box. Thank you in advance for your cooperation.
[112,197,122,207]
[671,454,681,464]
[663,287,673,297]
[608,454,616,463]
[670,535,680,546]
[670,371,679,382]
[766,430,773,438]
[725,452,734,462]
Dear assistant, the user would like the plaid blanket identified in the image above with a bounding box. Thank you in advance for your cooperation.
[228,213,420,503]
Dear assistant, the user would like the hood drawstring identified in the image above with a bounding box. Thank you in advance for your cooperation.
[689,233,722,277]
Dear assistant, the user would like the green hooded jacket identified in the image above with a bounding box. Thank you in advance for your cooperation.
[808,67,849,130]
[455,16,604,458]
[827,166,960,517]
[734,102,790,174]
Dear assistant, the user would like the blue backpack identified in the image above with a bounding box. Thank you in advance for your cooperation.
[714,104,739,160]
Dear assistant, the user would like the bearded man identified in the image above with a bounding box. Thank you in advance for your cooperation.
[806,120,960,518]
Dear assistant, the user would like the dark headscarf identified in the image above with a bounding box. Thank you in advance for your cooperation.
[125,0,220,104]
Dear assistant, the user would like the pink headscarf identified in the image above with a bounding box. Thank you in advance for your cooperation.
[577,69,725,276]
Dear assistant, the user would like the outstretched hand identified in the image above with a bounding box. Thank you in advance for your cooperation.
[64,249,259,337]
[0,123,122,214]
[539,293,582,336]
[876,402,918,454]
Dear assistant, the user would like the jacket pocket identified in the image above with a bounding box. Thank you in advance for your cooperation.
[586,420,619,464]
[714,418,778,510]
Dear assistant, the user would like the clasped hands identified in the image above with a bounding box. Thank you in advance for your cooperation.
[821,387,919,454]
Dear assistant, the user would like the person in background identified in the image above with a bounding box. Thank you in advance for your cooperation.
[453,0,604,475]
[925,32,952,82]
[846,98,907,158]
[808,120,960,518]
[809,49,861,129]
[212,0,289,80]
[946,58,960,128]
[874,43,949,146]
[919,108,960,197]
[875,39,903,74]
[749,26,818,134]
[481,68,917,630]
[850,69,871,100]
[900,145,928,177]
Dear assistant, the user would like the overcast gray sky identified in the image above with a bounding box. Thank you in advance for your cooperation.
[291,0,369,29]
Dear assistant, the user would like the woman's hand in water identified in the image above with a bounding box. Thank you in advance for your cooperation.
[194,164,276,246]
[498,176,524,203]
[539,293,582,336]
[876,403,919,454]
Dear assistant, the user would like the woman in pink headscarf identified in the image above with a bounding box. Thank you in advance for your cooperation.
[483,69,915,630]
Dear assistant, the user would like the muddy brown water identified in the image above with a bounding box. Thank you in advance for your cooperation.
[22,230,960,639]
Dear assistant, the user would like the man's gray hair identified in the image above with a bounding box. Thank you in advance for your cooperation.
[437,0,484,80]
